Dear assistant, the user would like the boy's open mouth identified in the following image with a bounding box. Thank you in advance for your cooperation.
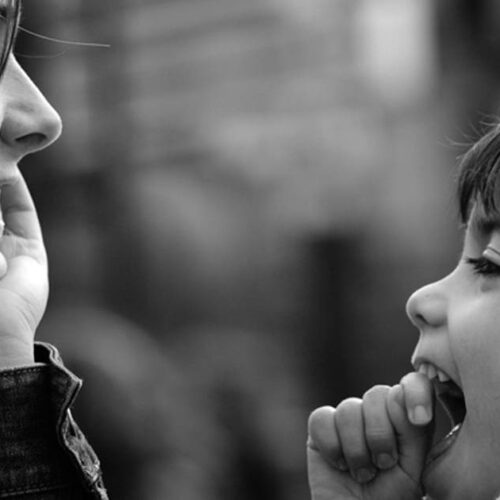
[426,374,466,466]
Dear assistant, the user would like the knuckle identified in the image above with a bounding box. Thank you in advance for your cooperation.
[335,398,363,427]
[363,384,390,402]
[307,407,342,459]
[335,398,362,430]
[400,372,432,402]
[335,398,362,424]
[308,406,333,433]
[400,371,424,386]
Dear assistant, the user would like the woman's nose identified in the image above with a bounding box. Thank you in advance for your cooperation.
[405,280,448,330]
[0,58,62,158]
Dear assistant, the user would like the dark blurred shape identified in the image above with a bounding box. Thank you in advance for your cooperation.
[436,0,500,128]
[39,306,226,500]
[171,326,307,500]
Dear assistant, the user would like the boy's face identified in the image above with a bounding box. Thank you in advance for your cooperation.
[406,203,500,499]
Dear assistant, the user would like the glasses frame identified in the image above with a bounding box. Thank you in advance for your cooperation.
[0,0,20,79]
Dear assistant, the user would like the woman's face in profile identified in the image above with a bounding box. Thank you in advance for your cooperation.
[0,0,62,186]
[407,202,500,499]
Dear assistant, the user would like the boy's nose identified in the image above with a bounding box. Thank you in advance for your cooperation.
[405,281,448,330]
[0,58,62,158]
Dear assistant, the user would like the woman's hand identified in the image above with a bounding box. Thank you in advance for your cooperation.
[307,373,434,500]
[0,175,48,367]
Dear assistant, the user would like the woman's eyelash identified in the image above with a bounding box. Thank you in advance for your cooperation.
[465,256,500,276]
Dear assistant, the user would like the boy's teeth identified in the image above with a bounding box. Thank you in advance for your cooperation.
[427,364,437,380]
[418,363,429,377]
[417,362,447,381]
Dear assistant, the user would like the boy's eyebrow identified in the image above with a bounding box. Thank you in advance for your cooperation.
[468,212,500,235]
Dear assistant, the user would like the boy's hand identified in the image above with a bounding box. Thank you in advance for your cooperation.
[0,175,48,367]
[307,373,434,500]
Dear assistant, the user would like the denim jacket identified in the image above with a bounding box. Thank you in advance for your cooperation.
[0,342,107,499]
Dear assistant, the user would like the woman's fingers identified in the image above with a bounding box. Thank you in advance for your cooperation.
[2,175,43,242]
[0,252,7,279]
[0,175,46,267]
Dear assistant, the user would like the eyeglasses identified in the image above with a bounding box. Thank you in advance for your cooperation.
[0,0,20,78]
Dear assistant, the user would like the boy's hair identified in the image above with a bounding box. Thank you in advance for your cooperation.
[458,124,500,223]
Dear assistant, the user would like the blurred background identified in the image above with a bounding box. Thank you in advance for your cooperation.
[12,0,500,498]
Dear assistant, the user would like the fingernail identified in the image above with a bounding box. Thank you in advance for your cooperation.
[354,467,376,484]
[410,405,431,425]
[376,453,396,470]
[334,458,348,471]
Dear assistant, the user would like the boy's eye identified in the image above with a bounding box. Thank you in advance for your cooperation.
[0,0,10,20]
[465,256,500,276]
